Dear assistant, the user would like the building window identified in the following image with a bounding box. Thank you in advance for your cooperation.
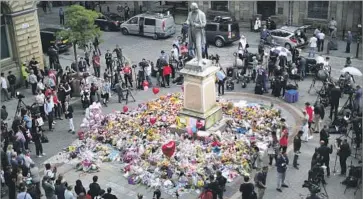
[211,1,228,11]
[1,14,10,60]
[307,1,329,19]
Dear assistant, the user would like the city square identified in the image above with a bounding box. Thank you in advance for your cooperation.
[0,1,362,199]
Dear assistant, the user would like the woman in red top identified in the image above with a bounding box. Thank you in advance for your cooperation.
[53,90,62,120]
[279,131,288,153]
[305,102,314,139]
[162,64,172,87]
[92,51,101,78]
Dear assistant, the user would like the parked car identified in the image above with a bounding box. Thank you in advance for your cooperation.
[205,17,240,47]
[270,25,310,50]
[40,28,72,54]
[95,12,123,31]
[120,13,176,40]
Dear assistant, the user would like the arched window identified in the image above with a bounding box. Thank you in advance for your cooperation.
[1,3,12,61]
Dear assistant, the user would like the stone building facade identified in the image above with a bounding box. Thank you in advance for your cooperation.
[1,1,44,84]
[149,1,362,34]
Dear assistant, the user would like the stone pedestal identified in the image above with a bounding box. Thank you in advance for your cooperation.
[178,59,222,130]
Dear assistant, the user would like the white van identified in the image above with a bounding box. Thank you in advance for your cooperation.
[120,13,176,40]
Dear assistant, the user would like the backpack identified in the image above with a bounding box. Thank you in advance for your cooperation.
[199,189,213,199]
[249,190,257,199]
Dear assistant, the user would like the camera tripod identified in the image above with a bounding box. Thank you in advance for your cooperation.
[14,98,28,119]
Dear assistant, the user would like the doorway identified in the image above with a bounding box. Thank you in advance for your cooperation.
[257,1,276,20]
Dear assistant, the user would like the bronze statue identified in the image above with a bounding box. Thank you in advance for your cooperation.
[186,2,206,67]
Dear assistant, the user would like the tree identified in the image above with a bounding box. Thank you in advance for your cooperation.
[57,5,101,72]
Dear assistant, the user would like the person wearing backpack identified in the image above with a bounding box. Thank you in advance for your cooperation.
[216,171,227,199]
[239,175,256,199]
[254,166,268,199]
[201,175,220,199]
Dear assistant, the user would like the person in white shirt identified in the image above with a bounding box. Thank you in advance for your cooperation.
[314,27,320,37]
[1,72,10,101]
[143,60,152,87]
[308,36,318,58]
[254,17,261,32]
[317,31,325,52]
[328,17,337,34]
[35,90,46,118]
[28,70,38,95]
[44,96,55,131]
[64,185,76,199]
[37,79,45,93]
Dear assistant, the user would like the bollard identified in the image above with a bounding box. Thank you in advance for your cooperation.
[250,19,253,32]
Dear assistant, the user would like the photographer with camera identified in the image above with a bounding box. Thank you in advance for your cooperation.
[337,139,351,175]
[317,140,333,177]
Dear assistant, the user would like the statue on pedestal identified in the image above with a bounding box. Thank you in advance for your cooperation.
[186,2,206,68]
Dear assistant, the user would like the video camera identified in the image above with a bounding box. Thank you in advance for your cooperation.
[16,92,25,99]
[209,54,220,63]
[302,180,321,194]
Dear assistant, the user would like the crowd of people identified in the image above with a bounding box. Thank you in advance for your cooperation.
[1,6,362,199]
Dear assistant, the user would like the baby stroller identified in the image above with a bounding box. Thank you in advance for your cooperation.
[225,77,234,91]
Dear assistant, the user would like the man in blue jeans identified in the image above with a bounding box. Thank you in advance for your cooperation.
[276,151,289,192]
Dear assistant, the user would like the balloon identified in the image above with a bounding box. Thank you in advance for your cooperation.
[162,141,176,158]
[192,127,197,133]
[123,106,128,113]
[196,121,203,129]
[152,87,160,95]
[150,117,157,125]
[142,80,149,88]
[144,86,149,91]
[161,115,167,122]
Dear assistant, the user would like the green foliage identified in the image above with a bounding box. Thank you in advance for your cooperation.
[57,5,101,49]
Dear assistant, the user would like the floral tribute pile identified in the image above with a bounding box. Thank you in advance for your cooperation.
[65,93,285,196]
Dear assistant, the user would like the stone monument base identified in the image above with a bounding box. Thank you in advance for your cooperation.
[179,105,222,130]
[178,58,222,130]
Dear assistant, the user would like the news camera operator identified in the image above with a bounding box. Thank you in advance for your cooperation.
[336,139,351,175]
[313,102,325,133]
[329,83,342,120]
[317,140,333,177]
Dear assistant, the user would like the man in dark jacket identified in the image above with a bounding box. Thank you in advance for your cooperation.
[293,130,303,169]
[7,71,16,98]
[320,125,329,146]
[205,175,221,199]
[317,140,333,177]
[338,139,351,175]
[115,82,125,103]
[89,176,101,199]
[276,151,289,192]
[298,56,307,80]
[330,84,342,120]
[313,102,325,133]
[216,171,226,199]
[105,50,113,71]
[48,46,59,69]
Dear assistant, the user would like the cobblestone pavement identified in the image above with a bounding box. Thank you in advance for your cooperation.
[3,5,362,199]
